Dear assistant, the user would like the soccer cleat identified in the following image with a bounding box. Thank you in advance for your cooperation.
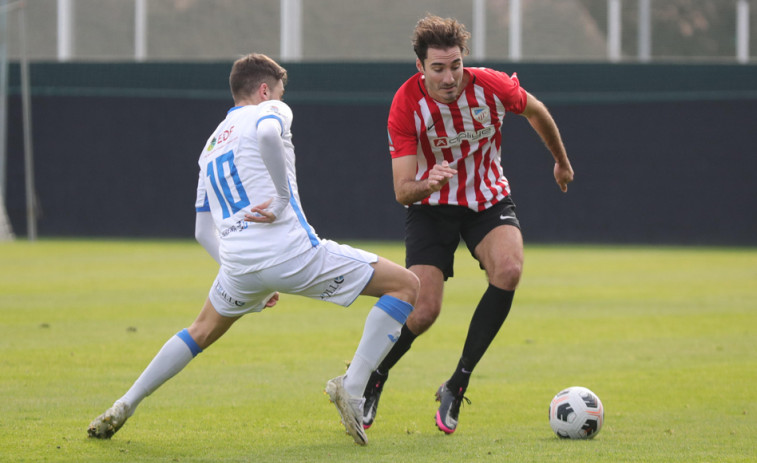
[361,370,387,429]
[325,375,368,445]
[87,401,130,439]
[434,382,471,434]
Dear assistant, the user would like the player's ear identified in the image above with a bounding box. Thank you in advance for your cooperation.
[416,58,424,75]
[260,83,269,100]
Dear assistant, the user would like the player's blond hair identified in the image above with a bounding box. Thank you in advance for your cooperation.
[229,53,288,102]
[412,15,471,64]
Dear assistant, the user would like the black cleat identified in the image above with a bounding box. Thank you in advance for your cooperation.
[362,370,387,429]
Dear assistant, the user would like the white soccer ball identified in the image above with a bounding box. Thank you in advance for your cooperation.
[548,386,604,439]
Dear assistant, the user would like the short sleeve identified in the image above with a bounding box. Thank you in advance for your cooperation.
[494,70,528,114]
[387,90,419,158]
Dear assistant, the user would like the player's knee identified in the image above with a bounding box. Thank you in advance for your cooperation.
[387,268,420,306]
[488,258,523,290]
[381,269,419,309]
[407,298,441,334]
[402,270,421,305]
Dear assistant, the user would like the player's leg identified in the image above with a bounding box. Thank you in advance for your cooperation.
[361,255,419,304]
[87,267,262,439]
[88,298,241,439]
[436,219,523,434]
[476,223,524,290]
[450,223,523,389]
[87,298,235,438]
[370,265,446,376]
[307,243,415,444]
[406,264,445,334]
[186,297,242,348]
[360,264,443,428]
[327,257,417,441]
[367,264,444,381]
[300,245,417,400]
[362,205,460,428]
[343,257,419,397]
[119,298,239,408]
[375,205,458,372]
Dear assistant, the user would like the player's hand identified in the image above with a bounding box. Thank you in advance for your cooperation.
[264,292,280,308]
[554,161,574,193]
[244,198,276,223]
[427,161,457,192]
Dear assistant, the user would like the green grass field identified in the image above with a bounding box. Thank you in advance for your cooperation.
[1,240,755,462]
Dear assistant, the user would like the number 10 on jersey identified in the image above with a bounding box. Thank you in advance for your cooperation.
[206,150,251,219]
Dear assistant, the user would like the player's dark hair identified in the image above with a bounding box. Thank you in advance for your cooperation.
[229,53,288,102]
[412,14,471,64]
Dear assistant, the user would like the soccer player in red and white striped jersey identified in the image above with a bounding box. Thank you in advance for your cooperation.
[388,65,526,211]
[362,15,574,435]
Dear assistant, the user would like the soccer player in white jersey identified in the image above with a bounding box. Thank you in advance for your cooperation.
[88,53,419,446]
[361,15,574,434]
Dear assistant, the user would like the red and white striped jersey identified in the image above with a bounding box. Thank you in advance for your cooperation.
[387,67,528,211]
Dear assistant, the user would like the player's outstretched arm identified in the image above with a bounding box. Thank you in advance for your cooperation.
[520,92,574,192]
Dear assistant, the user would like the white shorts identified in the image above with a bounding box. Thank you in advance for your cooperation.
[208,239,378,317]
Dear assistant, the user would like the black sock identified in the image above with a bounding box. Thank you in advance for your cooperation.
[445,357,473,395]
[376,323,417,375]
[447,284,515,392]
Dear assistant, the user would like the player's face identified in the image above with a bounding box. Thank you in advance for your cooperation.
[418,47,465,104]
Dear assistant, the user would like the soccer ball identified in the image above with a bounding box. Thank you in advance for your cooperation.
[548,386,604,439]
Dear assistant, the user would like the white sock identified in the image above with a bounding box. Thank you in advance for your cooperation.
[343,306,403,397]
[117,330,201,417]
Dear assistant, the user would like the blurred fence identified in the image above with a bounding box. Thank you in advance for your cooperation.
[1,0,756,63]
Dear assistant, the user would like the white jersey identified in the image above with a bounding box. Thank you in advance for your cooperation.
[195,101,319,274]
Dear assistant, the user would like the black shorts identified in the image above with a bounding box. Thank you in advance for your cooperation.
[404,196,520,280]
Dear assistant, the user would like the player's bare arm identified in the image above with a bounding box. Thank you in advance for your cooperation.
[520,91,574,192]
[392,156,457,205]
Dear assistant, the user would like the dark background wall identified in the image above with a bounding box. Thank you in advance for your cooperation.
[4,62,757,245]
